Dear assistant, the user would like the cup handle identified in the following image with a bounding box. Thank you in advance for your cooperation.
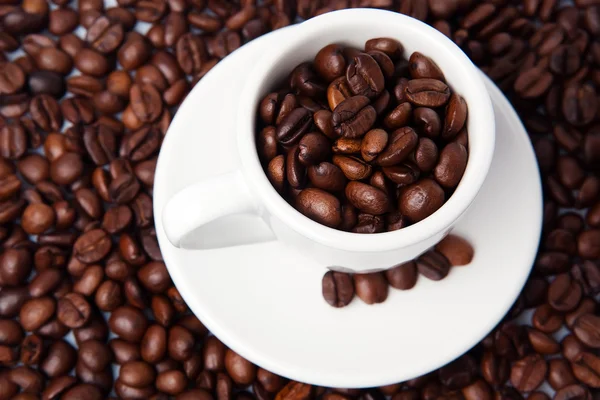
[162,170,271,248]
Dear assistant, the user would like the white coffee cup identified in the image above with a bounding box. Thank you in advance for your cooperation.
[161,8,495,273]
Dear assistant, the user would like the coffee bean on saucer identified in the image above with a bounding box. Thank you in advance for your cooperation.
[353,272,388,305]
[322,270,355,308]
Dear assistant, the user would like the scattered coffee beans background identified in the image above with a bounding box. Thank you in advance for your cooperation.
[257,42,469,232]
[0,0,599,399]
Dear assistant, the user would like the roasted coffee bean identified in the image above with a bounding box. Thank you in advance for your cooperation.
[308,162,346,192]
[108,306,148,342]
[571,352,600,388]
[435,235,474,266]
[548,273,582,312]
[383,164,420,185]
[290,62,325,98]
[548,359,577,390]
[383,102,412,130]
[365,38,403,60]
[510,354,547,392]
[563,83,597,127]
[573,313,600,348]
[399,179,445,222]
[417,250,451,281]
[406,79,451,107]
[385,261,418,290]
[286,145,306,189]
[298,132,330,166]
[296,188,342,228]
[377,127,418,167]
[353,272,388,305]
[333,155,373,181]
[346,53,385,98]
[276,108,312,146]
[345,181,390,215]
[409,52,444,81]
[333,138,362,154]
[554,385,592,400]
[314,44,346,82]
[120,360,156,388]
[57,292,91,328]
[361,129,388,162]
[327,76,353,111]
[533,303,564,333]
[20,296,56,331]
[322,270,355,307]
[332,96,377,138]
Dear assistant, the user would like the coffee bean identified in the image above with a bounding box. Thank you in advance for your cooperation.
[548,273,582,312]
[563,83,597,127]
[333,138,362,154]
[298,132,330,166]
[533,303,564,333]
[327,76,353,111]
[417,250,451,281]
[385,261,418,290]
[120,360,156,388]
[554,385,592,400]
[353,272,388,305]
[225,349,256,385]
[296,188,342,228]
[383,102,412,130]
[346,53,385,99]
[399,179,445,222]
[434,142,468,188]
[405,79,451,107]
[573,313,600,348]
[108,306,148,342]
[409,52,445,81]
[510,354,547,392]
[333,155,373,181]
[571,352,600,388]
[308,162,346,192]
[314,44,346,82]
[435,235,474,266]
[332,96,377,138]
[376,127,418,167]
[290,62,325,98]
[276,108,312,146]
[73,229,111,263]
[322,271,354,307]
[361,129,388,162]
[345,181,390,215]
[365,38,403,60]
[0,121,27,160]
[548,359,577,390]
[57,292,91,328]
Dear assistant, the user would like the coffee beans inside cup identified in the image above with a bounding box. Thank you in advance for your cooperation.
[256,39,469,233]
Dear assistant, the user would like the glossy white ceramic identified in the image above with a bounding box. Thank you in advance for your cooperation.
[161,9,496,272]
[154,24,542,388]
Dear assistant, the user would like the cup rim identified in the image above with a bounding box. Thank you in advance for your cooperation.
[237,8,496,253]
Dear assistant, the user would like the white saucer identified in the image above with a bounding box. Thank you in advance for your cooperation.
[154,27,542,388]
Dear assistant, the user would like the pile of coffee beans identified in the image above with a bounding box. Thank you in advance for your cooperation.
[322,234,474,307]
[256,40,469,232]
[1,0,599,399]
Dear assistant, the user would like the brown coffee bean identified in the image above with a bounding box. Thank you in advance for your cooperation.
[533,303,564,333]
[573,313,600,348]
[346,53,385,98]
[385,261,418,290]
[296,188,342,228]
[332,95,377,139]
[290,62,325,98]
[140,324,166,363]
[554,384,592,400]
[20,296,55,331]
[434,143,468,188]
[204,335,227,371]
[361,129,388,162]
[73,229,111,264]
[399,179,445,222]
[322,270,355,307]
[57,292,91,328]
[156,370,188,395]
[120,360,156,388]
[510,354,547,392]
[168,325,194,361]
[110,338,140,365]
[298,132,330,166]
[377,127,418,167]
[354,272,388,305]
[333,138,362,154]
[0,121,27,160]
[225,349,257,385]
[286,145,306,189]
[563,83,597,127]
[308,162,346,192]
[417,250,451,281]
[434,235,474,266]
[109,306,148,342]
[314,43,346,82]
[276,108,312,146]
[571,352,600,388]
[345,181,390,215]
[95,280,123,311]
[384,102,412,130]
[527,328,560,354]
[409,52,444,81]
[548,359,577,390]
[327,76,353,111]
[406,79,451,107]
[333,155,373,181]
